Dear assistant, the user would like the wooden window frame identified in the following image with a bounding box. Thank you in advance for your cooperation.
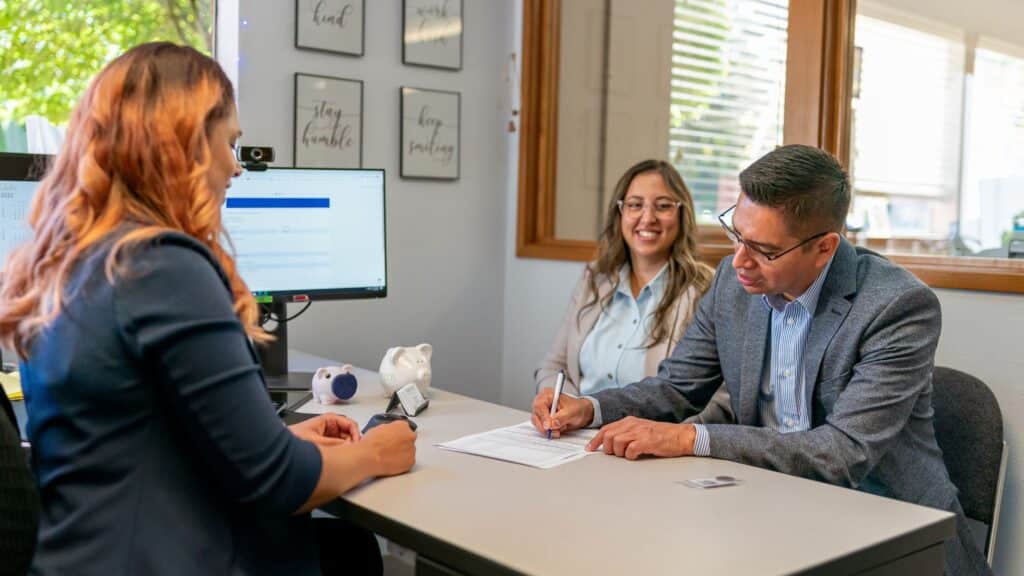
[517,0,1024,294]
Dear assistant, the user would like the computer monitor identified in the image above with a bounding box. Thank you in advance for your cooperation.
[0,153,51,367]
[0,153,50,271]
[0,154,388,388]
[222,167,387,388]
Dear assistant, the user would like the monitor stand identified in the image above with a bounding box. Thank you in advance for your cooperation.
[257,301,315,390]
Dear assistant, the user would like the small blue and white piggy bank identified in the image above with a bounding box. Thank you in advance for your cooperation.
[311,364,359,404]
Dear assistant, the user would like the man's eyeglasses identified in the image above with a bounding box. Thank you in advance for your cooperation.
[617,198,682,219]
[718,204,831,263]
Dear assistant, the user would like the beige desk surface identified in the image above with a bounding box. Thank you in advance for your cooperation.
[292,352,955,576]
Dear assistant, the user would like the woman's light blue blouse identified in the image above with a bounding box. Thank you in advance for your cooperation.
[578,264,667,396]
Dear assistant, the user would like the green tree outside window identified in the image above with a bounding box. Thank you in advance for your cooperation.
[0,0,212,152]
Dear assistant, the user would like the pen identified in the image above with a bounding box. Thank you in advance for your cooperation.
[548,370,566,440]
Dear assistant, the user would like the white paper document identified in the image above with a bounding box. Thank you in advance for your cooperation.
[437,421,599,469]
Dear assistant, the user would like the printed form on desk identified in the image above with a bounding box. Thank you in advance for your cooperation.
[437,422,599,469]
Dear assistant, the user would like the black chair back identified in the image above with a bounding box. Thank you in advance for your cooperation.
[0,390,16,433]
[930,366,1004,527]
[0,393,38,575]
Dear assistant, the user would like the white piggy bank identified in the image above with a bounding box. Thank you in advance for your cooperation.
[379,343,432,397]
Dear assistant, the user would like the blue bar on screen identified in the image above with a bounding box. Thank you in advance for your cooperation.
[226,198,330,208]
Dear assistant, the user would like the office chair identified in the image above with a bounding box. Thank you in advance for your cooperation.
[930,366,1008,567]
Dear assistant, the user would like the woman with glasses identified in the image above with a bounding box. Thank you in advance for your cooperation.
[535,159,732,424]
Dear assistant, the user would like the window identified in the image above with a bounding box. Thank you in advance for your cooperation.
[0,1,214,154]
[518,0,1024,291]
[849,3,1024,259]
[961,44,1024,253]
[669,0,789,223]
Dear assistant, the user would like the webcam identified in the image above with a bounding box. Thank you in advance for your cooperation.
[237,146,275,171]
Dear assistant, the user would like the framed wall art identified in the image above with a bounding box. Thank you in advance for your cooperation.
[402,0,463,70]
[295,0,365,56]
[400,86,460,180]
[294,73,363,168]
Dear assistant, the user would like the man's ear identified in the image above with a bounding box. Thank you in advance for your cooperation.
[816,232,841,263]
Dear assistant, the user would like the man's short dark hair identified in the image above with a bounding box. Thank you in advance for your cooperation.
[739,144,850,235]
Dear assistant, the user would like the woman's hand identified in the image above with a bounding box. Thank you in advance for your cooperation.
[530,388,594,438]
[289,413,361,447]
[361,421,417,477]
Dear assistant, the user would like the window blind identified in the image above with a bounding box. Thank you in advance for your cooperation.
[668,0,788,221]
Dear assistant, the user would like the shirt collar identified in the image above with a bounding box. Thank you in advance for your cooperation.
[763,255,835,315]
[617,262,668,301]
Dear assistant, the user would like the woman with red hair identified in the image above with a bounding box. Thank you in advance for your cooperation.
[0,42,414,575]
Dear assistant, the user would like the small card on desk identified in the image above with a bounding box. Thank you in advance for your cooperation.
[679,475,742,489]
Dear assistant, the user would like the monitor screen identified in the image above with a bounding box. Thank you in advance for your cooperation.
[0,153,50,270]
[0,157,387,302]
[222,167,387,301]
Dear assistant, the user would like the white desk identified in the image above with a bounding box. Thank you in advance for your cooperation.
[288,354,954,576]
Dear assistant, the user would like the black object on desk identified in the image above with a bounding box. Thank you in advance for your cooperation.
[268,390,289,415]
[385,384,429,417]
[361,413,417,434]
[273,392,316,426]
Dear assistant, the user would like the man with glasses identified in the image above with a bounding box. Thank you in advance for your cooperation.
[531,144,990,575]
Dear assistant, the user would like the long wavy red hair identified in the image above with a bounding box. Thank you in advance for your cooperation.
[0,42,266,358]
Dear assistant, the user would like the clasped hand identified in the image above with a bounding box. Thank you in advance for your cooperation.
[289,413,361,447]
[530,390,696,460]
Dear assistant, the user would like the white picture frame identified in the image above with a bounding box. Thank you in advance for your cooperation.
[402,0,463,70]
[294,73,363,168]
[400,87,460,180]
[295,0,365,56]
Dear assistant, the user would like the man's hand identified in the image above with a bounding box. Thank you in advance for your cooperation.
[586,417,696,460]
[289,413,361,447]
[530,388,594,438]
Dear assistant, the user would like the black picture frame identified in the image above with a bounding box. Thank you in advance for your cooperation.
[400,86,461,180]
[402,0,463,71]
[294,73,363,168]
[295,0,365,57]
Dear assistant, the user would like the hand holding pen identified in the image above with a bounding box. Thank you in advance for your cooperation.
[529,371,595,438]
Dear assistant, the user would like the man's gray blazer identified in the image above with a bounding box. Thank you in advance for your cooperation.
[591,238,990,575]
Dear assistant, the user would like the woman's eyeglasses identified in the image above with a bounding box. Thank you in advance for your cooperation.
[617,198,682,219]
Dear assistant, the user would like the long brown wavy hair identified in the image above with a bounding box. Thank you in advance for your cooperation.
[0,42,266,358]
[579,159,713,348]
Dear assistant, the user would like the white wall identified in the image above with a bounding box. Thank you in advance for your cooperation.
[500,2,589,412]
[234,0,512,402]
